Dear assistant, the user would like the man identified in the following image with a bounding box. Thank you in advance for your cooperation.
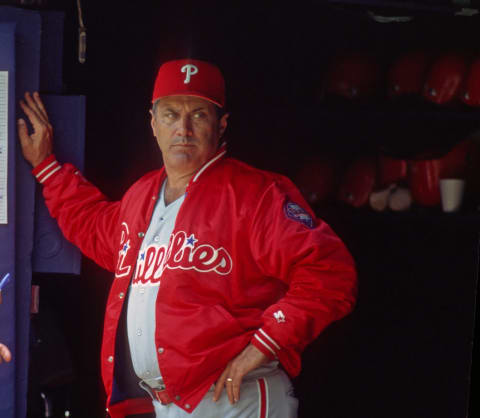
[18,58,357,417]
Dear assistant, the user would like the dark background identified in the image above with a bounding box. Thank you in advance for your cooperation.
[7,1,480,417]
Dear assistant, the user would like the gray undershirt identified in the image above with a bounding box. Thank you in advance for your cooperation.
[126,180,185,383]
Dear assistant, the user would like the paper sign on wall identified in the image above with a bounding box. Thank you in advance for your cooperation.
[0,71,8,224]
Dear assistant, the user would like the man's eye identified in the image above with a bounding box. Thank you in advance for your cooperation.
[193,112,206,119]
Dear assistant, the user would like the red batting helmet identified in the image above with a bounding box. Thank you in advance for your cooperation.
[295,156,340,205]
[387,51,431,98]
[378,155,408,187]
[408,140,471,207]
[423,52,470,105]
[325,52,382,100]
[408,159,442,207]
[338,157,377,207]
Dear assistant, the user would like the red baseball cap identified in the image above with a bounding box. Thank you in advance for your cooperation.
[152,58,226,108]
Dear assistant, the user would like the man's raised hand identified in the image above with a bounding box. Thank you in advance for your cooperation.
[18,92,53,168]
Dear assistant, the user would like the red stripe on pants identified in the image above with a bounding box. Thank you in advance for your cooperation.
[258,378,267,418]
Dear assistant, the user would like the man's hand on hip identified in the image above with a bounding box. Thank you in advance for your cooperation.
[18,92,53,168]
[213,343,269,405]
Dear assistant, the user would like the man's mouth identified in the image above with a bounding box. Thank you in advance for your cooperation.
[172,143,194,148]
[172,138,196,147]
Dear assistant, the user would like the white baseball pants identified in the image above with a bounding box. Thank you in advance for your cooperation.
[152,363,298,418]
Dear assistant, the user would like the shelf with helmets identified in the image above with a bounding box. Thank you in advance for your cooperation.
[225,4,480,219]
[319,50,480,107]
[238,49,480,148]
[269,48,480,217]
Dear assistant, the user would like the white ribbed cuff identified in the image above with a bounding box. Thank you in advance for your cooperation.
[35,159,62,183]
[253,328,281,358]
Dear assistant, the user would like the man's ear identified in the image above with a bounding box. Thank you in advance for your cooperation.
[150,109,157,138]
[219,113,229,138]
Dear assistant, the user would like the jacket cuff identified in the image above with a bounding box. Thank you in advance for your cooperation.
[251,328,281,360]
[32,154,62,184]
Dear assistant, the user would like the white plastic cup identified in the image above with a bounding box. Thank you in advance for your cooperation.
[439,179,465,213]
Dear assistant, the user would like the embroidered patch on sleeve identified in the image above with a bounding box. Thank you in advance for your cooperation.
[283,201,315,229]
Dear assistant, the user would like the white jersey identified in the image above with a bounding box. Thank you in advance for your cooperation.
[126,180,185,382]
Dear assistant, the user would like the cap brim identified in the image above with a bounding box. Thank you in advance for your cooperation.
[152,93,224,108]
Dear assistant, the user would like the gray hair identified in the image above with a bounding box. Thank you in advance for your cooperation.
[151,99,161,118]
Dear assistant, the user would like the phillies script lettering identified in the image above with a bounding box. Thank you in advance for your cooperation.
[116,222,132,278]
[132,230,233,285]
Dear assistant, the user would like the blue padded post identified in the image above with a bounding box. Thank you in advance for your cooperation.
[1,8,81,417]
[0,22,17,418]
[33,95,86,274]
[0,7,41,418]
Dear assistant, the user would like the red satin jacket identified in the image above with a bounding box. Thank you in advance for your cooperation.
[33,144,357,416]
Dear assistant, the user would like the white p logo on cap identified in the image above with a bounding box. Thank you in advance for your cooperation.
[181,64,199,84]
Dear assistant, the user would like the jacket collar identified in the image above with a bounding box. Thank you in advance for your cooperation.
[159,142,227,189]
[190,141,227,184]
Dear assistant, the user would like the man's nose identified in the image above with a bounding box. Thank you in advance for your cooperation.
[175,115,193,137]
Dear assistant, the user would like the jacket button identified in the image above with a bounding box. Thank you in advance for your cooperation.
[119,292,125,299]
[185,404,191,409]
[138,232,145,238]
[158,347,164,354]
[107,356,113,363]
[175,395,181,401]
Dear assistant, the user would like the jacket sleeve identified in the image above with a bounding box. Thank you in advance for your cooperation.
[33,155,121,272]
[248,176,357,376]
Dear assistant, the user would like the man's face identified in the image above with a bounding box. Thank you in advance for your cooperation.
[150,96,228,176]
